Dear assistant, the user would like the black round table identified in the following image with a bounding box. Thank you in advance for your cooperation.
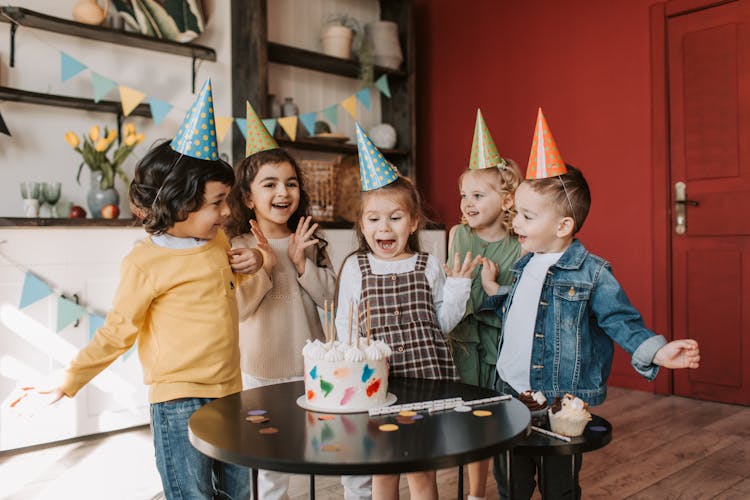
[508,414,612,498]
[189,378,530,499]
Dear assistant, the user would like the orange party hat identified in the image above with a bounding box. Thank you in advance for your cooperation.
[245,101,279,156]
[526,108,567,179]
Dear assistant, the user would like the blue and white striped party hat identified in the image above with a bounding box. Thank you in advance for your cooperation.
[355,123,399,191]
[170,79,218,160]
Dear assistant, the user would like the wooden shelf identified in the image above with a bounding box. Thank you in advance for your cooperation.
[0,86,151,117]
[267,42,406,79]
[0,6,216,61]
[278,137,409,157]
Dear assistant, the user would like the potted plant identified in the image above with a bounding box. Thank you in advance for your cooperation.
[64,123,144,217]
[321,14,361,60]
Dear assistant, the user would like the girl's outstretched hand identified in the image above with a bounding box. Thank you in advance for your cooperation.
[653,339,700,369]
[443,251,482,279]
[8,386,65,415]
[288,216,320,276]
[250,220,277,275]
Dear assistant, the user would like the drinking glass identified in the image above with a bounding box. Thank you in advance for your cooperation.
[42,182,62,217]
[20,181,41,217]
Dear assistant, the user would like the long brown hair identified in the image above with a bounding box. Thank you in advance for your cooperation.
[224,148,329,266]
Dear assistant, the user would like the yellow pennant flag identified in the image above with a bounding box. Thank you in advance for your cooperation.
[341,95,358,119]
[118,86,146,117]
[277,116,298,141]
[215,116,233,143]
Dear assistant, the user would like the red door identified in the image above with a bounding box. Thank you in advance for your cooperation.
[667,0,750,405]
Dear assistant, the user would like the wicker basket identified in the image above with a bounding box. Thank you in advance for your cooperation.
[300,159,337,221]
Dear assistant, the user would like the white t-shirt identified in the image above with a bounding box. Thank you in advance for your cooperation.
[335,253,471,340]
[497,252,563,393]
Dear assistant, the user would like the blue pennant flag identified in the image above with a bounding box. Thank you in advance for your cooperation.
[375,74,391,98]
[323,105,338,127]
[299,112,317,136]
[91,72,117,102]
[356,88,371,110]
[57,296,85,333]
[235,118,248,139]
[261,118,277,136]
[149,97,173,126]
[88,313,105,341]
[19,272,53,308]
[61,52,87,82]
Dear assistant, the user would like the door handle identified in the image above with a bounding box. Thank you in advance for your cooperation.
[674,181,699,234]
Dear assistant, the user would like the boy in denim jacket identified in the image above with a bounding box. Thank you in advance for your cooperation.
[483,110,700,500]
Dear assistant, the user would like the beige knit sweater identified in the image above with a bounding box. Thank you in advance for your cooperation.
[232,233,335,379]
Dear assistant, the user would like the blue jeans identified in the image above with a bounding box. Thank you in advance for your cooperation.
[492,378,582,500]
[151,397,250,500]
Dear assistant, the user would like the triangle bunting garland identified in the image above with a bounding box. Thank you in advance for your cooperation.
[261,118,277,137]
[299,112,317,136]
[118,86,146,117]
[235,118,248,139]
[148,97,173,126]
[356,88,371,110]
[215,116,234,143]
[323,105,339,127]
[60,52,87,82]
[88,313,105,341]
[341,95,358,119]
[277,116,298,141]
[375,75,391,98]
[56,295,85,333]
[91,72,117,103]
[19,271,53,309]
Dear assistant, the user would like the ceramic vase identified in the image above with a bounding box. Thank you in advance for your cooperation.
[72,0,110,26]
[365,21,403,69]
[87,171,119,219]
[321,25,354,59]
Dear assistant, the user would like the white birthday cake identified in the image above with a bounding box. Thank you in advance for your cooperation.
[301,339,391,412]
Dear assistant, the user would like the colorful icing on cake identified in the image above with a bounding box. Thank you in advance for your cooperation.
[302,339,391,412]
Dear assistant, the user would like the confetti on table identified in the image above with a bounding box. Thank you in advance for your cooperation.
[454,405,472,412]
[259,427,279,435]
[589,426,607,432]
[411,414,424,420]
[320,444,340,452]
[396,416,416,425]
[318,415,336,421]
[247,409,267,416]
[246,416,270,424]
[398,410,417,417]
[379,424,399,432]
[473,410,492,417]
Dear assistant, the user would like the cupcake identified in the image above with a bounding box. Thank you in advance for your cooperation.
[547,394,592,437]
[518,390,548,425]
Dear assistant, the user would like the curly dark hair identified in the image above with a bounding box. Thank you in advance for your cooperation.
[129,140,234,235]
[224,148,329,266]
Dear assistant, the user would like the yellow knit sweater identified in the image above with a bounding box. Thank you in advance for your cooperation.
[61,230,254,403]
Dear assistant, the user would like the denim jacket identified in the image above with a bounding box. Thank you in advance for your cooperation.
[482,239,666,406]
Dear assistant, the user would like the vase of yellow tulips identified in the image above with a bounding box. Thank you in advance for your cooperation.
[64,123,145,218]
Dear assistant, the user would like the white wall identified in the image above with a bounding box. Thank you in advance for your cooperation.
[0,0,233,217]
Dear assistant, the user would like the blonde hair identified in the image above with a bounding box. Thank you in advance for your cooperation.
[457,159,523,232]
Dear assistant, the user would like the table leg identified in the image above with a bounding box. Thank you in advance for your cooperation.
[505,450,514,500]
[310,474,315,500]
[250,468,258,500]
[539,456,545,499]
[571,454,578,500]
[457,464,464,500]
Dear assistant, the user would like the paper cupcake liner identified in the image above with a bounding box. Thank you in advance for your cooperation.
[547,409,590,437]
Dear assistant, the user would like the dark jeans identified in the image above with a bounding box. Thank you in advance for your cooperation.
[492,378,582,500]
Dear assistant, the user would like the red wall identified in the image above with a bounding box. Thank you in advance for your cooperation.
[414,0,663,392]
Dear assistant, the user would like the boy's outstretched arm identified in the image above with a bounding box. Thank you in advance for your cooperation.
[652,339,700,369]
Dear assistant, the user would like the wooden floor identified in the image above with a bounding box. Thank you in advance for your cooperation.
[1,387,748,499]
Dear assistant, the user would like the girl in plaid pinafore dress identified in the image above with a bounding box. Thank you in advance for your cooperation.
[335,176,481,500]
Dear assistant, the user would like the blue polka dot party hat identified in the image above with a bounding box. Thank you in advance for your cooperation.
[170,79,218,161]
[355,123,399,191]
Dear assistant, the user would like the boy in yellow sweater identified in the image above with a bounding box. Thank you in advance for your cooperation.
[23,81,264,499]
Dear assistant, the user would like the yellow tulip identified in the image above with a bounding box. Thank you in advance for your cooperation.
[64,131,80,148]
[136,133,145,144]
[89,125,100,142]
[125,134,137,147]
[94,138,108,152]
[106,129,118,142]
[124,123,136,136]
